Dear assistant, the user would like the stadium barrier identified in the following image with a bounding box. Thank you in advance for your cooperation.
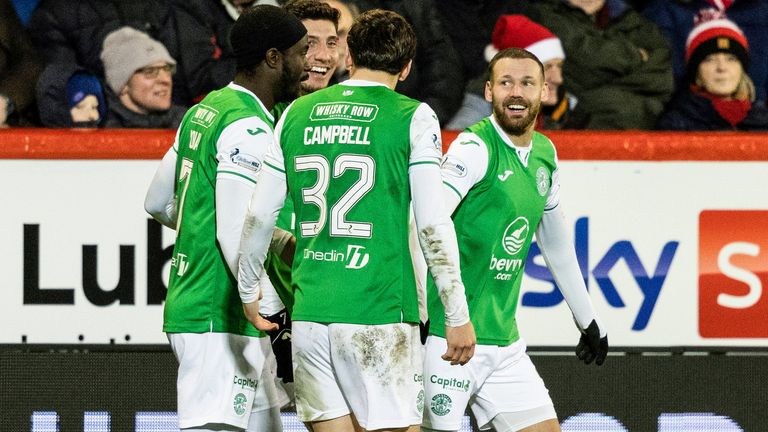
[1,129,767,431]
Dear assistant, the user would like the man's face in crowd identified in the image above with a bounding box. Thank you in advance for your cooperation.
[486,57,549,136]
[542,58,564,106]
[122,61,175,113]
[301,19,339,94]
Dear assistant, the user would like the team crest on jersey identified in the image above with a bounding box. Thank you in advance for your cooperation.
[229,148,261,172]
[430,393,452,416]
[502,216,530,256]
[536,167,550,196]
[441,156,467,178]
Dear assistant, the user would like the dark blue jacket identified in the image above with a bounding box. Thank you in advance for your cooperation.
[644,0,768,102]
[657,89,768,131]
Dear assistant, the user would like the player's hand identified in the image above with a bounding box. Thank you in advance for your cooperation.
[443,321,476,366]
[280,235,296,266]
[576,319,608,366]
[243,300,279,332]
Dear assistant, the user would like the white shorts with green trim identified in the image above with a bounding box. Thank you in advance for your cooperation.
[168,332,288,429]
[422,335,555,431]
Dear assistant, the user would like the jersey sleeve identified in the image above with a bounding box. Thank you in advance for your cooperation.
[544,148,561,212]
[215,116,274,186]
[262,102,294,181]
[440,132,489,201]
[408,103,443,168]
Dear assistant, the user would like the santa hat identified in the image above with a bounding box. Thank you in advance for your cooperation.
[484,15,565,64]
[685,17,749,82]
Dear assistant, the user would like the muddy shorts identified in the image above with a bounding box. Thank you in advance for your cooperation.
[292,321,424,430]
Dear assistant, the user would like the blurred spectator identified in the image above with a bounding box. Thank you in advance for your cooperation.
[99,27,186,128]
[27,0,212,105]
[657,18,768,130]
[10,0,40,26]
[344,0,464,124]
[170,0,282,105]
[1,0,43,127]
[37,64,105,127]
[447,15,587,131]
[436,0,527,87]
[644,0,768,103]
[525,0,674,129]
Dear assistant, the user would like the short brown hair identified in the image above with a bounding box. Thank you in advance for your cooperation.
[347,9,416,75]
[488,47,544,81]
[283,0,340,28]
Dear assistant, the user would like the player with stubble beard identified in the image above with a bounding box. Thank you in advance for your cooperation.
[421,48,608,432]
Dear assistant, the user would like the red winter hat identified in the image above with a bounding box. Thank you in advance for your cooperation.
[484,15,565,64]
[685,18,749,81]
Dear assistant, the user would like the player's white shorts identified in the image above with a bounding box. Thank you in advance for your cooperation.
[292,321,424,430]
[168,332,289,429]
[422,336,555,431]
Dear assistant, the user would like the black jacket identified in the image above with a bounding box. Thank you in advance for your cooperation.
[350,0,464,124]
[36,62,106,127]
[103,90,186,129]
[657,90,768,131]
[27,0,193,104]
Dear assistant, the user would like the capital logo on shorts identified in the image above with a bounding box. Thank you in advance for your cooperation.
[536,167,550,196]
[699,210,768,337]
[233,393,247,416]
[430,393,452,416]
[502,216,529,256]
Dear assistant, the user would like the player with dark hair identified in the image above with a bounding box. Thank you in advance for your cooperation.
[421,48,608,432]
[238,9,475,432]
[144,5,308,431]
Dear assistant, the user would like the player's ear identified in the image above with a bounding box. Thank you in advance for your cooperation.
[484,80,492,103]
[398,60,413,82]
[265,48,281,69]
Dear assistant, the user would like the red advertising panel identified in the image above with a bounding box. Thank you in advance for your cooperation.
[699,210,768,337]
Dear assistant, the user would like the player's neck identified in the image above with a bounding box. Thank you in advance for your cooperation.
[506,128,534,148]
[348,67,399,90]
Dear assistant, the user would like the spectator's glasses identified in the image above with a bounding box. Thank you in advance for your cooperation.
[136,64,176,78]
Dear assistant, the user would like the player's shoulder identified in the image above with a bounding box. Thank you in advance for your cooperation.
[532,130,558,158]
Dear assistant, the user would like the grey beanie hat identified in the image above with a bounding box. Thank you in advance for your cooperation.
[100,26,176,94]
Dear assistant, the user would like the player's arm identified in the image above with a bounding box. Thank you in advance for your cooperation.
[144,133,180,229]
[409,104,476,365]
[237,108,294,332]
[535,164,608,366]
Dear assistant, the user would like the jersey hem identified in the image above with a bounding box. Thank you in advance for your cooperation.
[163,325,266,338]
[292,315,420,325]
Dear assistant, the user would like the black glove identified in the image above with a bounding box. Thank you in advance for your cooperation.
[576,319,608,366]
[262,308,294,383]
[419,320,430,345]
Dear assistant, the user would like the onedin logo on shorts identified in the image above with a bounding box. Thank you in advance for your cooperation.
[417,389,425,412]
[430,393,452,416]
[536,167,550,196]
[502,216,530,256]
[233,393,247,416]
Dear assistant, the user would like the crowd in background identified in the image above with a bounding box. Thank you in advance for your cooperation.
[2,0,767,131]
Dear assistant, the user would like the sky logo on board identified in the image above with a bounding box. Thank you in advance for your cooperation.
[699,210,768,338]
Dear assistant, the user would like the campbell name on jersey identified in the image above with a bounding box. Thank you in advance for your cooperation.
[272,82,432,325]
[164,84,273,337]
[428,117,558,345]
